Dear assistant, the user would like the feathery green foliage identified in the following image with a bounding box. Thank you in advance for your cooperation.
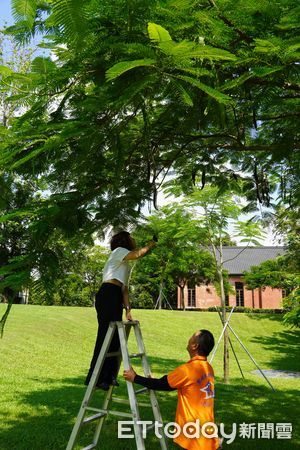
[0,0,299,331]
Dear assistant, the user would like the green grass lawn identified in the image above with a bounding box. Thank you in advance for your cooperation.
[0,305,299,450]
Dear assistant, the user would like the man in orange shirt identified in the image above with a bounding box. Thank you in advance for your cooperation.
[123,329,220,450]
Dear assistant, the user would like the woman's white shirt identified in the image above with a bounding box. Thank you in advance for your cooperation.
[102,247,131,286]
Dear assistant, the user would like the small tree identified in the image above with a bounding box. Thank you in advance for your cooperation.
[29,244,108,306]
[181,186,265,383]
[168,246,215,310]
[0,30,34,127]
[244,256,300,328]
[131,204,215,310]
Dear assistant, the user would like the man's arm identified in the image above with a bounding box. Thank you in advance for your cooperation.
[124,367,175,391]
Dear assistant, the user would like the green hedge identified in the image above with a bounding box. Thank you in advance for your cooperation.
[176,306,286,314]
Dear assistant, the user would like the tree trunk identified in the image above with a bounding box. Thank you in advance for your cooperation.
[157,280,164,309]
[179,286,185,310]
[218,267,229,384]
[0,290,14,337]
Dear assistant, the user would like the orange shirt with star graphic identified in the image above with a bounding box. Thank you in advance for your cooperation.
[167,355,219,450]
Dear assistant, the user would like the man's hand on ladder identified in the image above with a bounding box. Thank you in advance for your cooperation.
[123,366,137,382]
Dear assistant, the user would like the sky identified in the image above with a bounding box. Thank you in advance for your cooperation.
[0,0,280,247]
[0,0,13,27]
[1,0,45,53]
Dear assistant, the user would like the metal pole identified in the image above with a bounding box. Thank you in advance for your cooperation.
[228,337,245,379]
[209,307,235,363]
[227,323,275,391]
[162,290,173,310]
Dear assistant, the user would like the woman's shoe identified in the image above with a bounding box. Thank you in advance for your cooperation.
[96,381,110,391]
[111,377,119,387]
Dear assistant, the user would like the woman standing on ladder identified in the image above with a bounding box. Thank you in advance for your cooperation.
[85,230,156,390]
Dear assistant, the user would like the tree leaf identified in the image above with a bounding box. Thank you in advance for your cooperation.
[172,80,194,106]
[0,65,14,77]
[11,0,38,29]
[158,40,236,61]
[177,75,233,104]
[147,22,172,43]
[31,56,57,74]
[106,59,155,81]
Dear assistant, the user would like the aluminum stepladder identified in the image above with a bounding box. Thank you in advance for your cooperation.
[66,320,168,450]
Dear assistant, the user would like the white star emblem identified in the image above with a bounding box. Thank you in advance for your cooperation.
[199,381,214,399]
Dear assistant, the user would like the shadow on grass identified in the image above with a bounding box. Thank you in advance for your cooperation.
[0,357,299,450]
[240,313,300,372]
[215,379,299,449]
[245,313,285,323]
[250,331,300,372]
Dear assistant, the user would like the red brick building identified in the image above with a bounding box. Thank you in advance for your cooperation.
[179,247,285,310]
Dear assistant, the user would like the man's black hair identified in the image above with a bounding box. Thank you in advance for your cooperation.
[197,330,215,356]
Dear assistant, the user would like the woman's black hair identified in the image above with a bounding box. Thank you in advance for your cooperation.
[110,231,135,251]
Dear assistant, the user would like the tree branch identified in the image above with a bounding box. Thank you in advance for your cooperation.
[258,113,300,121]
[206,0,254,44]
[223,242,251,265]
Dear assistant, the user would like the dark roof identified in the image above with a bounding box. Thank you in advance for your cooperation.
[220,247,285,274]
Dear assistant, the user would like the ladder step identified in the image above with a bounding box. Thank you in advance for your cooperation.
[85,408,134,419]
[129,352,145,358]
[83,412,107,424]
[112,396,130,405]
[82,444,97,450]
[112,397,151,408]
[135,387,148,394]
[123,320,140,327]
[108,410,134,418]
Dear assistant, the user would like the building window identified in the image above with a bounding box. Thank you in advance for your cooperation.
[235,282,244,307]
[225,293,229,306]
[187,286,196,307]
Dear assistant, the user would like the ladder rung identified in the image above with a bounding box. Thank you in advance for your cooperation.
[82,444,97,450]
[129,352,144,358]
[108,410,134,418]
[112,396,130,405]
[112,397,151,408]
[83,412,107,424]
[147,423,156,431]
[85,406,104,413]
[135,387,148,394]
[123,321,140,326]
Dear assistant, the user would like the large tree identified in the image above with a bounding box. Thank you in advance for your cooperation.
[0,0,299,324]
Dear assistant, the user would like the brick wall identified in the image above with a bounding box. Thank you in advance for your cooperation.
[179,275,283,309]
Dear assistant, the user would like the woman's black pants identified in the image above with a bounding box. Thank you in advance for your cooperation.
[85,283,123,386]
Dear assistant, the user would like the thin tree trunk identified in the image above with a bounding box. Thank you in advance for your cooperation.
[179,286,185,310]
[157,279,164,309]
[211,236,229,384]
[218,267,229,383]
[0,290,14,337]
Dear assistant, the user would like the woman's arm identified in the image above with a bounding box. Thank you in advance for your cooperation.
[122,285,133,321]
[124,240,156,261]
